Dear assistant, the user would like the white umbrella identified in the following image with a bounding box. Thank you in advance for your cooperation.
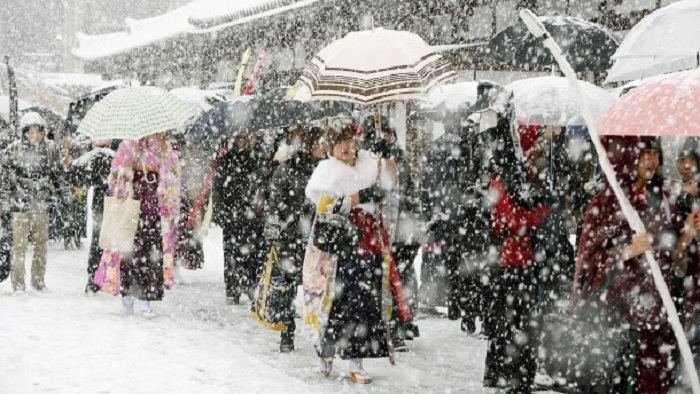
[605,0,700,83]
[299,28,456,104]
[507,76,616,126]
[77,86,200,140]
[421,81,480,111]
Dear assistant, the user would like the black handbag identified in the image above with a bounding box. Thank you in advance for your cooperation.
[0,232,11,283]
[250,246,294,332]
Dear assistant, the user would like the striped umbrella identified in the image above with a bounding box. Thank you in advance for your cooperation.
[299,28,456,104]
[77,86,200,140]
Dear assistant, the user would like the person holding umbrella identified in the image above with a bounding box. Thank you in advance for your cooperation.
[304,124,408,384]
[0,111,73,292]
[76,86,197,316]
[572,136,700,393]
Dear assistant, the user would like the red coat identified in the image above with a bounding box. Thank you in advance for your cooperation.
[490,177,550,267]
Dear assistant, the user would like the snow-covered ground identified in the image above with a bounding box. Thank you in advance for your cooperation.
[0,228,558,394]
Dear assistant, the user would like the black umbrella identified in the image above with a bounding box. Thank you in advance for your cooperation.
[480,15,620,72]
[20,107,64,139]
[186,89,352,146]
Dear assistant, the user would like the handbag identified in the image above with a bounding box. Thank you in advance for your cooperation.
[98,181,140,253]
[250,245,294,331]
[0,231,11,283]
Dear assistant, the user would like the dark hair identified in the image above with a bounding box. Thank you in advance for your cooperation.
[327,125,355,147]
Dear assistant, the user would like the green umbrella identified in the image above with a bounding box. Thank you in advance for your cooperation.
[77,86,199,140]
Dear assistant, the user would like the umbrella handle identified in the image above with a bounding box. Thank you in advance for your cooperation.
[520,9,700,394]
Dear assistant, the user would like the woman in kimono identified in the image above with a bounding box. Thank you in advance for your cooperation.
[573,136,700,393]
[303,124,411,384]
[99,132,180,317]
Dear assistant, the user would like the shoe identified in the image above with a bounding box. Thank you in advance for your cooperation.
[85,283,100,295]
[405,324,420,340]
[461,318,477,334]
[226,296,240,305]
[31,280,46,291]
[319,358,333,377]
[349,370,372,384]
[121,296,134,315]
[534,372,555,388]
[392,338,409,352]
[280,335,295,353]
[136,299,155,318]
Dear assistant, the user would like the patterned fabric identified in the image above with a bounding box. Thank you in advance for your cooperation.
[76,86,199,141]
[97,136,180,295]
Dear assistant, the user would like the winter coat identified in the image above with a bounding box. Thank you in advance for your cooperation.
[264,152,319,269]
[0,138,71,214]
[490,176,550,267]
[212,146,263,228]
[572,136,693,328]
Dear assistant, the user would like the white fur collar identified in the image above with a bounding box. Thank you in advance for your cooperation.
[306,150,394,205]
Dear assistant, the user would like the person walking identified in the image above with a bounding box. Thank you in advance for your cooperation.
[572,136,700,394]
[175,139,208,272]
[213,134,265,305]
[99,133,180,316]
[304,124,409,384]
[482,116,550,394]
[265,127,327,352]
[67,138,120,294]
[0,112,72,292]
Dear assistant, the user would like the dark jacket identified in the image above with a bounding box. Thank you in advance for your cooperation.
[264,152,319,274]
[389,146,423,245]
[0,138,71,214]
[212,146,263,228]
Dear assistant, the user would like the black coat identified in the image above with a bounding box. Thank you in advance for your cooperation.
[264,152,319,275]
[0,138,70,214]
[212,146,264,228]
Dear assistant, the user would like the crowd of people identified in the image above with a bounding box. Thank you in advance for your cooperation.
[3,90,700,393]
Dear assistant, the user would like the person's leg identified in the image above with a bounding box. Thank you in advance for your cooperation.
[86,207,103,292]
[30,213,49,289]
[223,225,240,303]
[11,213,30,291]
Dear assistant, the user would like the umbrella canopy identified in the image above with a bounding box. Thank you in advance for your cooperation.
[64,85,124,136]
[77,86,200,140]
[299,28,455,104]
[186,96,256,145]
[421,81,480,111]
[597,69,700,136]
[169,87,228,112]
[482,15,619,72]
[606,0,700,83]
[507,76,616,126]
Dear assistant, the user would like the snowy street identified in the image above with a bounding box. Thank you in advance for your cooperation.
[0,228,551,394]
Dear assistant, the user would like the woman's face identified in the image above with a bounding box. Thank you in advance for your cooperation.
[678,155,698,182]
[332,137,357,165]
[637,148,660,183]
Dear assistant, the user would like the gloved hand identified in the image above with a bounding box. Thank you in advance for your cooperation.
[370,139,392,159]
[264,215,281,241]
[358,184,386,204]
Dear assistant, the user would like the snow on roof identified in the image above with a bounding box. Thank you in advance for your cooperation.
[187,0,326,32]
[72,2,198,61]
[72,0,328,61]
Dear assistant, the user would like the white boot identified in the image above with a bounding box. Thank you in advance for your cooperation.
[136,299,155,318]
[121,295,134,315]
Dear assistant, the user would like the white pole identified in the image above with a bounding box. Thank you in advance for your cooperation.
[519,9,700,394]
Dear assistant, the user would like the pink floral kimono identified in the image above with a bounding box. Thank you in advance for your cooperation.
[94,135,180,300]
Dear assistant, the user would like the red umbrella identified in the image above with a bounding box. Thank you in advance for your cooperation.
[597,68,700,136]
